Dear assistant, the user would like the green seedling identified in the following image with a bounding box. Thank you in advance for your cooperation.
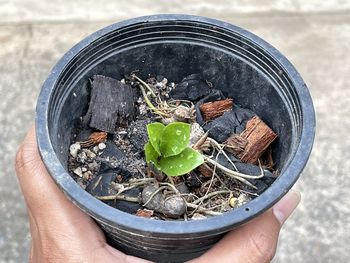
[144,122,204,176]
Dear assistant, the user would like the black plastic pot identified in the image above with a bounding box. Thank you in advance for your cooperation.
[36,14,315,262]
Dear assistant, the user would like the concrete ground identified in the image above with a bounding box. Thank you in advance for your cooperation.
[0,1,349,262]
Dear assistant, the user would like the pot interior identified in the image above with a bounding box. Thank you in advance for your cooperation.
[48,19,301,191]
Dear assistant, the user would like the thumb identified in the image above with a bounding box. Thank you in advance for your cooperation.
[193,191,301,263]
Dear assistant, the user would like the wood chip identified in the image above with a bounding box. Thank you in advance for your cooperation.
[261,147,275,170]
[197,163,214,178]
[236,115,278,164]
[79,131,107,147]
[199,98,233,121]
[225,133,248,156]
[136,209,154,218]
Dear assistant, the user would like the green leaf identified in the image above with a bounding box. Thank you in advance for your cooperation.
[144,142,159,166]
[146,122,165,155]
[158,148,204,176]
[160,122,191,157]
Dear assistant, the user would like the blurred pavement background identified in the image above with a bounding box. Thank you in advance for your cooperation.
[0,0,349,262]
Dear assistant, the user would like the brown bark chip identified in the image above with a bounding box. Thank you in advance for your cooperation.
[199,99,233,121]
[237,115,277,164]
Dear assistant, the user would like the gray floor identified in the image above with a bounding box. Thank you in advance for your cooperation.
[0,1,349,262]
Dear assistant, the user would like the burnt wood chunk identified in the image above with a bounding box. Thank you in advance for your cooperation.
[236,116,278,164]
[169,74,211,101]
[204,105,255,143]
[86,75,137,133]
[199,98,233,121]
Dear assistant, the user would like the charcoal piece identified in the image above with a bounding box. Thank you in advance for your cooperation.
[204,105,255,143]
[100,141,126,160]
[127,119,151,153]
[117,168,133,182]
[99,161,121,174]
[115,188,142,214]
[246,175,276,194]
[169,74,211,101]
[196,89,226,125]
[250,180,269,195]
[216,153,240,167]
[176,182,190,194]
[98,141,127,175]
[75,129,93,142]
[185,172,203,188]
[156,75,164,82]
[86,172,140,212]
[99,161,133,183]
[85,75,138,133]
[217,154,274,178]
[236,163,274,178]
[262,176,276,185]
[86,172,117,196]
[216,153,275,194]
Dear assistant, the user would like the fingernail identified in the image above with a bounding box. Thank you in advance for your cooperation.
[273,190,301,225]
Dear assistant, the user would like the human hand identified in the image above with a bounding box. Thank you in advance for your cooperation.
[16,125,300,263]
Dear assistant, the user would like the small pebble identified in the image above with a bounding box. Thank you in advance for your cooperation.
[82,171,92,180]
[236,193,251,208]
[69,143,81,158]
[155,82,164,89]
[229,197,237,208]
[161,77,168,86]
[139,104,148,115]
[173,105,193,122]
[191,213,207,220]
[92,146,99,153]
[98,142,106,150]
[118,130,128,135]
[161,117,175,125]
[82,167,87,172]
[88,161,99,172]
[76,152,87,163]
[84,149,96,159]
[189,123,205,145]
[73,167,83,177]
[142,185,164,211]
[162,196,187,218]
[176,182,190,194]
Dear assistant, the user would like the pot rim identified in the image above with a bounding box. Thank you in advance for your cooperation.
[36,14,315,237]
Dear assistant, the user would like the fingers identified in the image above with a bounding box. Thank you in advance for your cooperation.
[15,126,108,258]
[273,190,301,225]
[15,124,100,224]
[15,125,154,262]
[193,191,301,263]
[15,125,88,220]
